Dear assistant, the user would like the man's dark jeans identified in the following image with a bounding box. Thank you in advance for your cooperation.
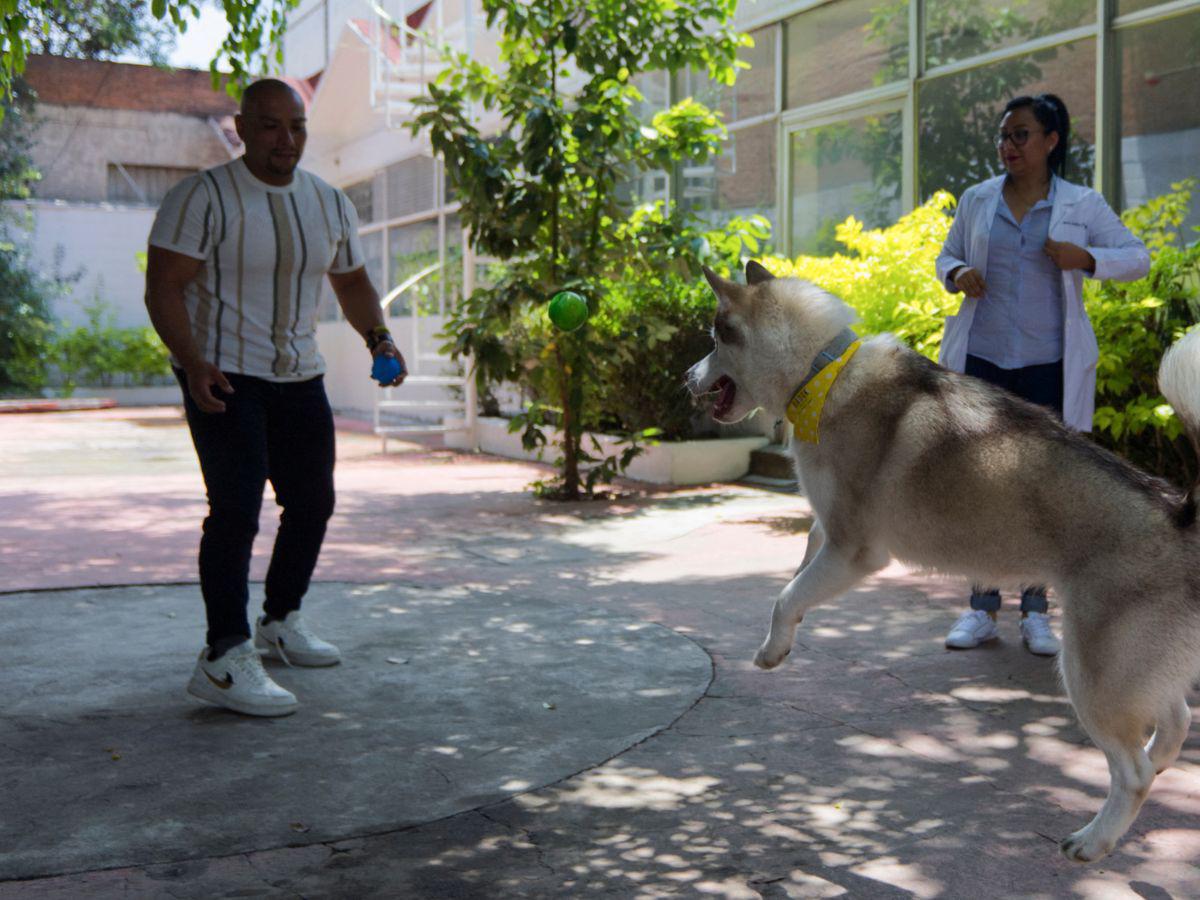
[176,369,335,648]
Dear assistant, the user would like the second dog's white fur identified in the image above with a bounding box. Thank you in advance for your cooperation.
[687,261,1200,863]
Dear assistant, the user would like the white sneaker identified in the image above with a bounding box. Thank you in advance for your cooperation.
[186,640,298,717]
[945,609,999,649]
[255,612,341,667]
[1020,612,1060,656]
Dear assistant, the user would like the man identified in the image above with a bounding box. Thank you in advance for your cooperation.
[145,79,404,717]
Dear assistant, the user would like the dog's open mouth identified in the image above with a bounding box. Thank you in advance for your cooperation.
[706,375,737,420]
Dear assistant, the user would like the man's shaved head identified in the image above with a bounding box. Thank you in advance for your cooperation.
[235,79,308,186]
[240,79,303,115]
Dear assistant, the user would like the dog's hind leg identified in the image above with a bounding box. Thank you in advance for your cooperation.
[1059,651,1157,863]
[755,541,886,670]
[1145,695,1192,774]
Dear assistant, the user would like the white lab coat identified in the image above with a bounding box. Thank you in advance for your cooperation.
[935,174,1150,431]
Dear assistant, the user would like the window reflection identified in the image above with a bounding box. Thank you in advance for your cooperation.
[786,0,907,109]
[1116,12,1200,231]
[918,39,1096,202]
[789,111,902,256]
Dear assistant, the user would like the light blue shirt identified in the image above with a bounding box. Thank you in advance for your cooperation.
[967,178,1065,369]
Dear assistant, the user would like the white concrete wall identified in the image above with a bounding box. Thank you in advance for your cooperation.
[9,200,156,328]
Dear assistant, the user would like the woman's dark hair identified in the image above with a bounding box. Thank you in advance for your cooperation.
[1003,93,1071,177]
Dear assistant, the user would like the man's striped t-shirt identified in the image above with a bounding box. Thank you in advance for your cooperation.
[148,157,366,381]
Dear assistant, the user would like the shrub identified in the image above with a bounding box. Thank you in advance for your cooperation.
[0,241,55,395]
[759,191,959,360]
[444,206,771,487]
[1087,179,1199,484]
[52,298,171,394]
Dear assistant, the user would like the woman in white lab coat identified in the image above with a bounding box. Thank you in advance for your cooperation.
[934,93,1150,656]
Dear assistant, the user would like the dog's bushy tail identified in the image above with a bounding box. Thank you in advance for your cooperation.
[1158,326,1200,525]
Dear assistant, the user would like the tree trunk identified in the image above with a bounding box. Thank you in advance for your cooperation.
[556,345,580,498]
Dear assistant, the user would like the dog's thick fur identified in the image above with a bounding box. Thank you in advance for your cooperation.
[687,260,1200,863]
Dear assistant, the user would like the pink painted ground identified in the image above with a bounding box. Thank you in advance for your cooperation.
[2,406,1197,898]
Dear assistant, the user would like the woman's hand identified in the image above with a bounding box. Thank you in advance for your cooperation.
[1044,239,1095,273]
[952,266,987,299]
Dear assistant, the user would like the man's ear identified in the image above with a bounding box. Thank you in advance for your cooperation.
[702,266,746,308]
[745,260,775,285]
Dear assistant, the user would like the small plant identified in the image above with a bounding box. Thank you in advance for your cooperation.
[52,297,171,394]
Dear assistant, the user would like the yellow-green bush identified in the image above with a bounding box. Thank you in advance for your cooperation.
[759,191,960,360]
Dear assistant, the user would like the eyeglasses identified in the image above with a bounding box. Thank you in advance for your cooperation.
[995,127,1047,148]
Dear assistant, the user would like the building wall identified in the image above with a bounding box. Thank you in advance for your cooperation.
[10,200,157,329]
[30,105,233,204]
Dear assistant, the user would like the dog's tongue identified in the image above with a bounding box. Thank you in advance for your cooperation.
[713,376,736,418]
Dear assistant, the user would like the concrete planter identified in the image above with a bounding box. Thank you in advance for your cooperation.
[457,416,769,486]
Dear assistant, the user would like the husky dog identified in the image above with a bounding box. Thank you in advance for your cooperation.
[687,260,1200,863]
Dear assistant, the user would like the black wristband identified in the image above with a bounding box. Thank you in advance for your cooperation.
[365,326,393,351]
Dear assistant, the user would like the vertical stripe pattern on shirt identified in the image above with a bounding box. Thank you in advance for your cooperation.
[288,193,309,375]
[193,195,215,360]
[268,193,297,376]
[204,171,228,367]
[224,165,248,371]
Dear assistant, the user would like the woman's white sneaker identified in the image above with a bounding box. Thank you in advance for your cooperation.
[254,612,341,667]
[1020,612,1060,656]
[186,640,298,716]
[945,609,999,649]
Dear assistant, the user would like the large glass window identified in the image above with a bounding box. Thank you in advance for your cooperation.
[682,120,778,238]
[386,155,437,220]
[924,0,1094,69]
[676,23,778,123]
[344,178,375,224]
[1118,0,1181,14]
[785,0,907,109]
[362,230,385,298]
[788,110,902,256]
[441,213,464,313]
[917,38,1096,201]
[1115,12,1200,231]
[388,219,440,315]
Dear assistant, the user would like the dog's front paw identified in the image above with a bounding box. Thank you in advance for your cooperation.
[753,641,791,670]
[1059,824,1114,864]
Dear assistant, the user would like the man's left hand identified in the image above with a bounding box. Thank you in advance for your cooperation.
[372,341,407,387]
[1044,239,1095,273]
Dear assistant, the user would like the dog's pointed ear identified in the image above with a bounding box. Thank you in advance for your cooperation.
[702,266,745,307]
[745,260,775,285]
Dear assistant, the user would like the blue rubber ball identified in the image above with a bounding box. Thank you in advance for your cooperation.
[372,355,403,384]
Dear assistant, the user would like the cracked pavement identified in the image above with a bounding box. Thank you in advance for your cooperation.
[1,407,1198,899]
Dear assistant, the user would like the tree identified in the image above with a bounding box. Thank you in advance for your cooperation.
[0,77,54,395]
[413,0,749,499]
[21,1,177,65]
[0,0,305,118]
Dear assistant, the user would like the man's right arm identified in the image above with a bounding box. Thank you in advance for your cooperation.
[145,245,233,413]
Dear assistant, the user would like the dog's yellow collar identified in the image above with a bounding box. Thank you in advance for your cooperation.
[786,340,862,443]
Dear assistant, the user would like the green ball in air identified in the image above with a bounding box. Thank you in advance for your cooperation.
[548,290,589,332]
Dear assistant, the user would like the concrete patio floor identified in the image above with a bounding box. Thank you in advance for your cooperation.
[0,407,1197,899]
